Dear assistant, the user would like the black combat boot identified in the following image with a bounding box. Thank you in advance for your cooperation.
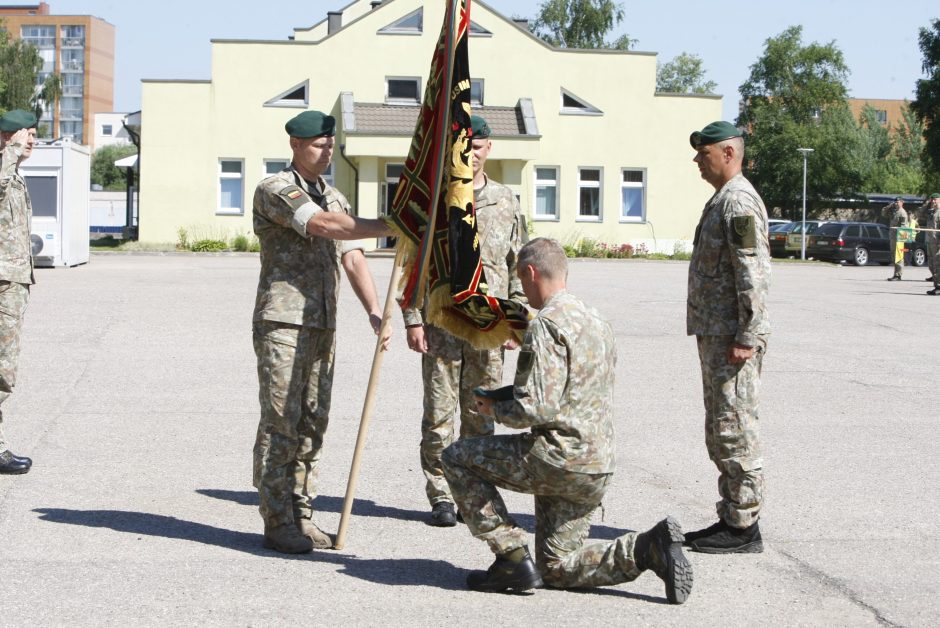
[0,450,31,475]
[466,546,543,593]
[634,517,693,604]
[429,502,457,527]
[685,519,763,554]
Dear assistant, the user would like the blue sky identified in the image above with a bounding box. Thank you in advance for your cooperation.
[30,0,939,120]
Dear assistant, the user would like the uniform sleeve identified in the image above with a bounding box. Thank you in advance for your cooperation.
[253,180,323,237]
[493,317,566,429]
[402,306,423,327]
[506,197,529,305]
[723,195,770,347]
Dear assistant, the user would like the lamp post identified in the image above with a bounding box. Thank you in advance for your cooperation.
[797,148,814,260]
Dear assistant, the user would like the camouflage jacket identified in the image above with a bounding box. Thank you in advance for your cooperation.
[0,141,34,284]
[494,290,616,474]
[252,165,359,328]
[687,173,771,346]
[887,206,909,229]
[404,177,528,357]
[919,205,940,244]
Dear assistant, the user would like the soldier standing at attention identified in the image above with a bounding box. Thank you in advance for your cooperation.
[0,110,39,476]
[920,193,940,295]
[252,110,393,553]
[442,238,692,603]
[404,115,528,527]
[684,121,771,554]
[885,197,909,281]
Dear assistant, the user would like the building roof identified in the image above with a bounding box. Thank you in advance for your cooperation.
[347,102,535,137]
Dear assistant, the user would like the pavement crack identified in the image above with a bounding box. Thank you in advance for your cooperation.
[776,547,904,627]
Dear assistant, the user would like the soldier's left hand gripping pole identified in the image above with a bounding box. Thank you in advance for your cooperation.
[334,248,404,550]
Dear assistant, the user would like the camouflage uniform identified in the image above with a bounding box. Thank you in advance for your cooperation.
[405,177,527,508]
[443,291,646,588]
[919,203,940,289]
[688,173,771,529]
[0,139,35,454]
[252,166,360,527]
[887,205,909,277]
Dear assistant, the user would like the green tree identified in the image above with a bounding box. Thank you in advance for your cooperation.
[0,27,61,123]
[656,52,717,94]
[91,144,138,191]
[531,0,636,50]
[856,103,925,194]
[910,19,940,187]
[736,26,860,211]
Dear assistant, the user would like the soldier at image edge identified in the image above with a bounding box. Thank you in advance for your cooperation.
[0,109,39,476]
[403,114,528,528]
[441,237,693,603]
[251,109,394,554]
[685,120,771,554]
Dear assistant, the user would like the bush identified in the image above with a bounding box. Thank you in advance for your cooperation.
[190,239,228,252]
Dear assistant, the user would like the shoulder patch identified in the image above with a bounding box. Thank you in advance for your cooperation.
[731,215,756,248]
[276,184,311,210]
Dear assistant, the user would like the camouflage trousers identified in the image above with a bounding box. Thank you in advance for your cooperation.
[696,334,765,528]
[253,321,335,527]
[927,237,939,287]
[0,282,29,453]
[420,346,503,506]
[443,435,644,589]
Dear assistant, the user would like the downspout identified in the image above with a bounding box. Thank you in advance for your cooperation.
[338,143,359,216]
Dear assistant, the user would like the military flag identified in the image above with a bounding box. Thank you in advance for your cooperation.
[386,0,528,349]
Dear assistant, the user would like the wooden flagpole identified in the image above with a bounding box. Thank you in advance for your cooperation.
[334,248,404,550]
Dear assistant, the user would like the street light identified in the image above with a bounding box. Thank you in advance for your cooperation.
[797,147,814,260]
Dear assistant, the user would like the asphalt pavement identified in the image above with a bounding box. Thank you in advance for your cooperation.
[0,253,936,627]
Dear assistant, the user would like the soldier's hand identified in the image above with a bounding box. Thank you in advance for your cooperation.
[369,312,391,351]
[7,128,30,155]
[474,395,495,418]
[727,343,756,364]
[502,337,520,350]
[406,325,427,354]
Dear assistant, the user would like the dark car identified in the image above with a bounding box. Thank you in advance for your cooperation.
[769,220,823,258]
[906,230,928,267]
[806,222,892,266]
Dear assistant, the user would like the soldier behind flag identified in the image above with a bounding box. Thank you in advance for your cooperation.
[403,115,529,527]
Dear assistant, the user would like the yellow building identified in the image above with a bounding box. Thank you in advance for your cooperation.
[847,98,910,134]
[139,0,721,251]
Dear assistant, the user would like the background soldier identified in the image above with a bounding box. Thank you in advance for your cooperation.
[442,238,692,604]
[404,115,528,527]
[885,197,909,281]
[684,121,771,554]
[252,110,392,553]
[0,110,38,475]
[920,193,940,295]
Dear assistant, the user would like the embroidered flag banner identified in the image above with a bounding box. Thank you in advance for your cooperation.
[386,0,528,349]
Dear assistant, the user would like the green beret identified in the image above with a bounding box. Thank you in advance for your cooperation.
[470,115,491,138]
[0,109,38,133]
[894,196,904,202]
[930,193,940,199]
[690,121,742,148]
[285,110,335,138]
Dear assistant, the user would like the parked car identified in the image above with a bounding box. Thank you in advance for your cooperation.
[768,220,822,258]
[906,230,928,267]
[767,218,790,228]
[806,222,891,265]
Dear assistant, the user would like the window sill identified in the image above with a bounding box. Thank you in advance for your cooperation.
[216,209,245,216]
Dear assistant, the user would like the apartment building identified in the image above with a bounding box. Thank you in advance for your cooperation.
[0,2,115,145]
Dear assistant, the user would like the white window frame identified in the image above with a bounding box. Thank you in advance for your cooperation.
[619,168,646,223]
[217,159,245,215]
[101,124,112,136]
[470,79,484,106]
[533,166,560,221]
[264,80,309,108]
[264,159,289,176]
[560,88,602,116]
[576,167,603,222]
[378,7,423,35]
[386,76,421,105]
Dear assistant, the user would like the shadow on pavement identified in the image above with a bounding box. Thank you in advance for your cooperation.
[31,507,466,589]
[196,489,631,540]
